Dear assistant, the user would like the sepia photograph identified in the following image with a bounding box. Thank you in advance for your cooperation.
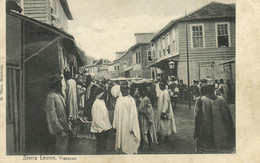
[5,0,236,157]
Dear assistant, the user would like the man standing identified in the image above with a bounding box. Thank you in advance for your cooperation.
[169,77,179,110]
[219,79,229,103]
[156,79,177,142]
[91,87,112,154]
[190,80,200,101]
[110,80,122,110]
[84,75,98,121]
[111,80,122,98]
[179,80,186,103]
[64,71,78,122]
[113,82,140,154]
[194,78,235,153]
[45,74,71,154]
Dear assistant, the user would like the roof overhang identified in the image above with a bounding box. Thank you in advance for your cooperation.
[8,11,83,66]
[148,55,179,70]
[59,0,73,20]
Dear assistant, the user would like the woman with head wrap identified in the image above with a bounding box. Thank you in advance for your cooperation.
[194,78,235,153]
[138,86,158,151]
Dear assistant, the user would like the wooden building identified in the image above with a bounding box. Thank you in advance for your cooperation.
[19,0,73,31]
[6,10,82,154]
[149,2,235,84]
[85,59,111,80]
[112,33,155,79]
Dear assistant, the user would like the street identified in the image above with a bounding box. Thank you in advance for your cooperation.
[69,103,196,154]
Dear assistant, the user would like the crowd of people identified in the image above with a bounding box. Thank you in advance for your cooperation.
[45,71,235,155]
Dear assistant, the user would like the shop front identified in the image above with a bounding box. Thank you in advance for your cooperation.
[6,11,83,154]
[148,55,179,81]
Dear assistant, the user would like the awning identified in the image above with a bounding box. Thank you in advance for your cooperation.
[147,55,179,70]
[8,11,83,67]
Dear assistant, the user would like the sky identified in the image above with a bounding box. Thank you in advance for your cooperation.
[67,0,235,61]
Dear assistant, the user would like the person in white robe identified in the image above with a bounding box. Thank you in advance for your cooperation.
[110,80,122,110]
[91,87,112,154]
[64,71,78,121]
[156,79,177,142]
[111,80,122,98]
[113,83,140,154]
[77,82,86,109]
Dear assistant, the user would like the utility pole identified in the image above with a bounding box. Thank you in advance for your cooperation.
[185,1,191,110]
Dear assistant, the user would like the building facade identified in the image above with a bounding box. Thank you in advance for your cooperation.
[111,33,155,79]
[107,60,120,78]
[150,2,235,84]
[85,59,111,79]
[20,0,73,31]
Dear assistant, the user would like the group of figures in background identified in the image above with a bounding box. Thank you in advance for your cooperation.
[45,70,235,155]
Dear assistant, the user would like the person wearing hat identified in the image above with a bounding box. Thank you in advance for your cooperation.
[113,82,140,154]
[194,78,235,153]
[45,74,71,154]
[91,87,112,154]
[168,76,179,110]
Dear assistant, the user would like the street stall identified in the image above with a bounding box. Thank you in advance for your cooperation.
[6,11,83,154]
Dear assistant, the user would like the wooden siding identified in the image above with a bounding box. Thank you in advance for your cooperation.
[23,0,48,23]
[177,18,235,61]
[46,0,52,24]
[153,25,180,61]
[23,0,68,31]
[7,68,24,154]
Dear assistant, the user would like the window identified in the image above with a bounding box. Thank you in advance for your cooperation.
[157,40,161,59]
[172,28,176,52]
[191,24,204,48]
[114,66,116,71]
[136,53,138,64]
[117,65,120,70]
[136,52,141,64]
[167,33,170,54]
[216,23,230,47]
[139,52,141,64]
[153,50,156,60]
[147,51,152,62]
[162,37,166,56]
